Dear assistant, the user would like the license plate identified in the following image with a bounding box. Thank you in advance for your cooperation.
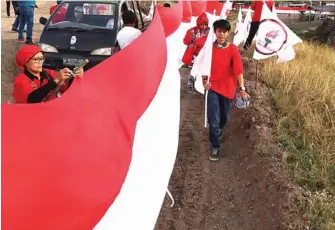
[63,58,84,66]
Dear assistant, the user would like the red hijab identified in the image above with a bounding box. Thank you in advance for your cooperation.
[196,13,208,28]
[16,45,43,71]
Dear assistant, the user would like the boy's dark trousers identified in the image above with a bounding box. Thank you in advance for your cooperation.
[207,89,232,149]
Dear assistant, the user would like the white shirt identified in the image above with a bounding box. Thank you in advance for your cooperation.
[116,26,142,49]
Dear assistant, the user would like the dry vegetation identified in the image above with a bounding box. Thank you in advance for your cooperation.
[260,43,335,229]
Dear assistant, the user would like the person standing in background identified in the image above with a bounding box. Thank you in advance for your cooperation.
[11,0,20,32]
[117,10,142,50]
[50,0,63,15]
[6,0,11,17]
[18,0,35,44]
[243,0,274,50]
[182,13,209,92]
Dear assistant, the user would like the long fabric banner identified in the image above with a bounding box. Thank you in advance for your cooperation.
[1,0,224,230]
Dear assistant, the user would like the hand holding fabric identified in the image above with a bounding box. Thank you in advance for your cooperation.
[57,68,72,82]
[202,76,210,90]
[190,32,196,41]
[237,90,249,100]
[73,67,84,78]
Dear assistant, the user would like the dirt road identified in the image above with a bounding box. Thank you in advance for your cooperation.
[154,67,303,230]
[2,3,303,229]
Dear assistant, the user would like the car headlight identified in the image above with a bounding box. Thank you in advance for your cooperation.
[39,43,58,53]
[91,47,117,56]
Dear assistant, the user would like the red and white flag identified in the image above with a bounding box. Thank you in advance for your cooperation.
[233,6,245,46]
[272,4,278,18]
[220,0,233,19]
[253,2,302,61]
[243,7,252,43]
[191,12,218,95]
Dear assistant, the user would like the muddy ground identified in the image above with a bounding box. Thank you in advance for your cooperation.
[2,3,308,230]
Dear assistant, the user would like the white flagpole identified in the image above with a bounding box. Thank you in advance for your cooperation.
[255,60,259,89]
[204,89,208,127]
[202,10,218,128]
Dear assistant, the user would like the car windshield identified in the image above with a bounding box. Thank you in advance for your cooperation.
[47,1,118,30]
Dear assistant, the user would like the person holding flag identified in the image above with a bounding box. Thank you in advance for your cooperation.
[202,19,249,162]
[182,13,210,92]
[243,0,274,50]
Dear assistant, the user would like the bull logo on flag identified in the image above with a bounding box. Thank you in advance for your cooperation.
[255,19,288,55]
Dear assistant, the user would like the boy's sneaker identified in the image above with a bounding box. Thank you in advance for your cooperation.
[18,37,25,42]
[209,148,220,162]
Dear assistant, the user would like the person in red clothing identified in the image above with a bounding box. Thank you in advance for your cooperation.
[49,0,62,15]
[243,0,274,50]
[50,1,67,24]
[182,13,209,91]
[96,4,108,14]
[12,45,84,104]
[202,19,249,162]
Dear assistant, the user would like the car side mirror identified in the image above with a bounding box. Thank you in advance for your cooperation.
[39,17,47,25]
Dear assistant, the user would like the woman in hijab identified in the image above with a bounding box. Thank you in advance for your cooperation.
[12,45,84,104]
[182,13,209,92]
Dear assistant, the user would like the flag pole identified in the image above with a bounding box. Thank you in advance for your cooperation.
[204,89,208,127]
[255,60,259,89]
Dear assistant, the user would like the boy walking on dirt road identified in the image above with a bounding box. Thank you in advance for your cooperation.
[203,19,249,162]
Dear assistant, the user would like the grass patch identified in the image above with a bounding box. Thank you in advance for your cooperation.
[260,43,335,229]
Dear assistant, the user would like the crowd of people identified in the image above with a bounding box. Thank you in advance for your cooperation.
[7,0,273,162]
